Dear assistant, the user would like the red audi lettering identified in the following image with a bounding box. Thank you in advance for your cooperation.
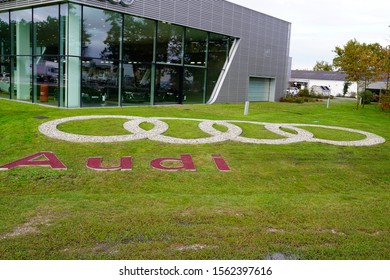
[150,154,196,172]
[211,154,231,172]
[0,152,67,170]
[87,157,133,171]
[1,153,230,172]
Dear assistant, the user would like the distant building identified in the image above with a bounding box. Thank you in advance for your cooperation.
[290,70,357,96]
[290,70,389,97]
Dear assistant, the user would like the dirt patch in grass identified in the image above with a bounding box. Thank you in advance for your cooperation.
[0,213,53,239]
[175,244,217,251]
[92,242,119,255]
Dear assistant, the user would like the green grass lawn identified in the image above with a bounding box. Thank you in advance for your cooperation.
[0,98,389,260]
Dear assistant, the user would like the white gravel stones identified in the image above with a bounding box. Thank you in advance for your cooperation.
[38,115,386,146]
[39,115,144,143]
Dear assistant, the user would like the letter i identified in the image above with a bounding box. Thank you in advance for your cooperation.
[211,154,231,172]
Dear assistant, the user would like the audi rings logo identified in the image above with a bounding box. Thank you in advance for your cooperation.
[38,116,386,146]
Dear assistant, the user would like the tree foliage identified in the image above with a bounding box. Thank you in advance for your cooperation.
[333,39,383,89]
[380,46,390,90]
[333,39,388,109]
[313,60,334,71]
[333,39,385,90]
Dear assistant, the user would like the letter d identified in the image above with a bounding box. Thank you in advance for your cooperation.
[150,154,196,171]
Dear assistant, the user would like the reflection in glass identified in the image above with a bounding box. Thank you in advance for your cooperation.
[34,56,59,105]
[206,33,231,101]
[65,3,82,108]
[11,9,32,56]
[12,56,32,101]
[0,12,10,55]
[11,9,32,101]
[156,22,183,64]
[184,28,207,66]
[155,65,182,104]
[123,15,155,63]
[0,12,10,98]
[122,63,151,105]
[183,67,205,104]
[82,7,122,106]
[34,5,59,56]
[81,59,120,107]
[33,6,60,105]
[1,4,235,107]
[82,7,121,60]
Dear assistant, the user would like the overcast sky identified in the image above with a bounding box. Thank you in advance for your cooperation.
[227,0,390,70]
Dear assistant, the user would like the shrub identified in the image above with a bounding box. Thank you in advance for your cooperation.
[294,97,305,103]
[359,90,373,105]
[298,88,310,97]
[280,95,293,103]
[379,92,390,111]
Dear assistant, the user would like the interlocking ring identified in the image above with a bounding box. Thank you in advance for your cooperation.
[38,116,166,143]
[279,124,387,146]
[201,120,314,144]
[38,115,386,146]
[126,118,243,144]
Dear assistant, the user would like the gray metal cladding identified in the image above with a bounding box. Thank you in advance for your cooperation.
[1,0,291,103]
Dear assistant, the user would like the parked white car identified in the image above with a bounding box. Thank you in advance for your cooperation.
[286,87,299,96]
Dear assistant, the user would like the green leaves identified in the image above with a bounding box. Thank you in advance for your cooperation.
[333,39,387,88]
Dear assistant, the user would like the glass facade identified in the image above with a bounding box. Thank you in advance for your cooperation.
[33,5,61,106]
[0,4,235,107]
[0,12,10,99]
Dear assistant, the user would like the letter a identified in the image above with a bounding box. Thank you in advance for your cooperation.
[86,157,133,171]
[0,152,67,170]
[150,154,196,171]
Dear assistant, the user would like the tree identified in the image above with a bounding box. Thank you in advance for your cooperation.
[380,46,390,91]
[378,46,390,110]
[313,60,334,71]
[343,81,351,97]
[333,39,385,109]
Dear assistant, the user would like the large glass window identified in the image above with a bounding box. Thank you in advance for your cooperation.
[183,67,205,104]
[0,13,10,55]
[121,15,154,106]
[1,4,236,107]
[82,7,122,107]
[81,59,120,106]
[121,63,151,105]
[123,15,154,63]
[34,6,59,56]
[155,65,182,104]
[82,7,121,60]
[206,33,232,101]
[65,3,82,108]
[156,22,183,64]
[184,28,207,66]
[11,9,32,101]
[0,12,10,98]
[33,5,60,106]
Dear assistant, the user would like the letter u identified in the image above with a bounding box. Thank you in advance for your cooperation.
[87,157,133,171]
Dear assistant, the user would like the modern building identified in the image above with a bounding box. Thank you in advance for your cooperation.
[0,0,291,108]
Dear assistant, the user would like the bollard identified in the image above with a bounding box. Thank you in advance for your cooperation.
[244,101,250,115]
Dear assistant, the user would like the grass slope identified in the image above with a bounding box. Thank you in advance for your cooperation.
[0,98,389,260]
